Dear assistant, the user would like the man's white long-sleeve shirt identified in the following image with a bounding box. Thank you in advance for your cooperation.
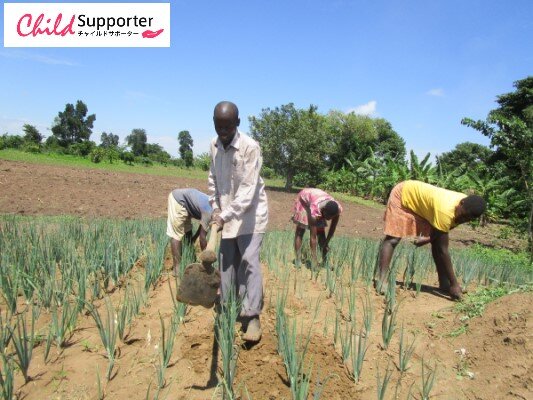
[208,130,269,239]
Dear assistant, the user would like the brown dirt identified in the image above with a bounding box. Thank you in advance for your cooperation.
[1,159,531,400]
[0,159,516,248]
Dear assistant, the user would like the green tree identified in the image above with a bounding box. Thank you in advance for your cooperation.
[326,112,405,170]
[249,103,330,190]
[437,142,492,173]
[126,129,147,156]
[100,132,119,148]
[374,119,406,163]
[22,124,43,144]
[326,111,377,170]
[178,130,194,167]
[146,143,171,165]
[51,100,95,146]
[462,76,533,258]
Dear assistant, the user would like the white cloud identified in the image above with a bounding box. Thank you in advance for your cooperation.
[0,50,78,66]
[347,100,377,116]
[426,88,444,97]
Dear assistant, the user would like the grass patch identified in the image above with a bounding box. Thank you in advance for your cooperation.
[462,244,532,272]
[0,149,208,179]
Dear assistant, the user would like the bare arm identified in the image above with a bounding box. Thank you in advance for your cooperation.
[198,226,207,250]
[326,215,339,243]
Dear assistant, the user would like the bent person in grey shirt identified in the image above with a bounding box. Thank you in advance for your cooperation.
[166,188,213,276]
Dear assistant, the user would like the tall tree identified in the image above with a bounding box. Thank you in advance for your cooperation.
[437,142,492,173]
[22,124,43,144]
[178,130,194,167]
[51,100,95,146]
[100,132,119,148]
[250,103,330,190]
[126,128,147,156]
[462,76,533,258]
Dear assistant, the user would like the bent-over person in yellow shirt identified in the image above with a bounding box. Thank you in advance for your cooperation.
[375,180,486,300]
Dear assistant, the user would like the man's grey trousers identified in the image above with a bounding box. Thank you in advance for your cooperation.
[219,233,264,317]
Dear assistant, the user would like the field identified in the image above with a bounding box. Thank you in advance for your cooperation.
[0,159,531,400]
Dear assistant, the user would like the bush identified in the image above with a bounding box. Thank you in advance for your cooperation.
[139,157,153,166]
[68,141,96,157]
[261,166,276,179]
[121,151,135,165]
[0,134,24,150]
[90,148,105,163]
[319,169,357,195]
[22,143,41,154]
[194,152,211,171]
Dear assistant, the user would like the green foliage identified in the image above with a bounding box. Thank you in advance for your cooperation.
[178,130,194,167]
[100,132,119,148]
[121,151,135,165]
[126,128,147,156]
[23,124,43,144]
[194,152,211,171]
[0,134,24,150]
[90,147,106,163]
[437,142,492,173]
[51,100,95,146]
[250,103,330,190]
[68,140,96,157]
[462,76,533,257]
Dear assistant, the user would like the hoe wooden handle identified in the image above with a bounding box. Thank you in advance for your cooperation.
[199,224,220,264]
[206,224,220,252]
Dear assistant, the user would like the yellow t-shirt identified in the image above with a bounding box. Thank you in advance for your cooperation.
[400,180,466,233]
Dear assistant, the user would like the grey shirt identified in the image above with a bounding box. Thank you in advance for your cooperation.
[171,188,213,230]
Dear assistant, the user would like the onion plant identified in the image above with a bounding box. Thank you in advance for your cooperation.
[420,358,437,400]
[156,312,180,389]
[215,287,240,399]
[87,298,118,381]
[10,308,37,383]
[398,323,416,373]
[348,328,368,383]
[376,361,393,400]
[0,353,14,400]
[381,301,399,350]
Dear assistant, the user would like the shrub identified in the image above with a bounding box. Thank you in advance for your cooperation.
[90,148,105,163]
[121,152,135,165]
[68,141,96,157]
[22,143,41,154]
[194,152,211,171]
[261,166,276,179]
[319,169,357,195]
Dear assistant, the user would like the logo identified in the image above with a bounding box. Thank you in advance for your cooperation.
[4,3,170,47]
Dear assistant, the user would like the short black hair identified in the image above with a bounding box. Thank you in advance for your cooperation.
[462,195,486,218]
[323,200,339,217]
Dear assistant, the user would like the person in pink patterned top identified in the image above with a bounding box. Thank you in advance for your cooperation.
[291,188,343,268]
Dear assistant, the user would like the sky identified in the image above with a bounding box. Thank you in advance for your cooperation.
[1,0,532,159]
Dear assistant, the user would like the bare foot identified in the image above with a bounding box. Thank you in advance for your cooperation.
[449,284,464,301]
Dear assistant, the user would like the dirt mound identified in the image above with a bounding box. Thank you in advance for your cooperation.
[454,293,532,400]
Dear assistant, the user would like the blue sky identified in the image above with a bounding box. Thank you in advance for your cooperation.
[1,0,532,159]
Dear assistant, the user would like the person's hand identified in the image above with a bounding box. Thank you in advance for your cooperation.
[413,236,431,247]
[211,208,221,222]
[212,215,224,231]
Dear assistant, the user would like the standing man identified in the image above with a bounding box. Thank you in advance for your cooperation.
[208,101,269,343]
[375,180,486,300]
[167,188,213,276]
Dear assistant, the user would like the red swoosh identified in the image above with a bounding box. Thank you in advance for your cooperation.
[142,28,164,39]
